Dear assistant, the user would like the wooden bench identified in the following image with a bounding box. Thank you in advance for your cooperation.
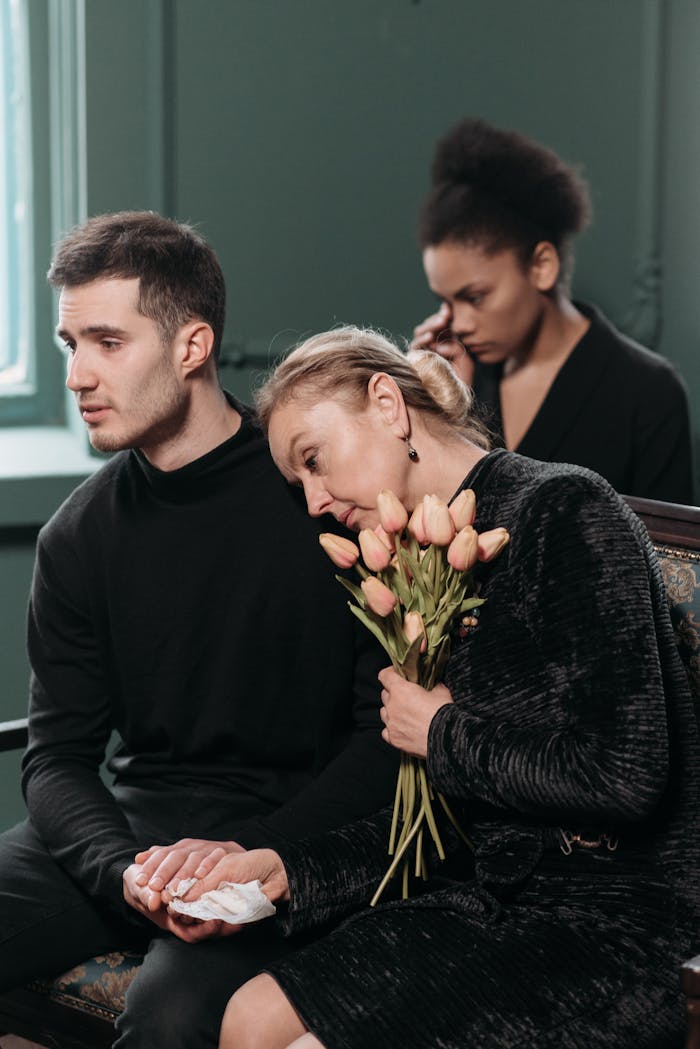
[0,494,698,1048]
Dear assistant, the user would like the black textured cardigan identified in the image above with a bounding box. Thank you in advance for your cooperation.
[274,451,700,946]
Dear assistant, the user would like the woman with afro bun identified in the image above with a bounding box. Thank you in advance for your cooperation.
[413,117,693,504]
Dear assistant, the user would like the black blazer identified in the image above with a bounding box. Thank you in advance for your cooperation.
[473,302,694,504]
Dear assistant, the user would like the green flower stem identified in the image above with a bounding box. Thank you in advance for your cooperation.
[414,825,424,877]
[418,762,445,860]
[370,804,426,907]
[388,759,404,854]
[394,757,416,854]
[394,531,409,581]
[342,523,482,907]
[432,543,445,594]
[402,857,410,899]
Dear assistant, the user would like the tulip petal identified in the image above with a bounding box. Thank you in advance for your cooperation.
[448,489,476,530]
[376,489,409,534]
[319,533,360,569]
[358,528,392,572]
[422,494,456,546]
[361,576,398,617]
[477,527,510,563]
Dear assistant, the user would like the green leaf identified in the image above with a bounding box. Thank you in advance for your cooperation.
[387,557,413,606]
[335,574,367,606]
[346,603,399,664]
[398,634,423,684]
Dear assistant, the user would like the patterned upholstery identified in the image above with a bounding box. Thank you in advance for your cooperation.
[0,951,143,1049]
[656,544,700,699]
[29,951,143,1022]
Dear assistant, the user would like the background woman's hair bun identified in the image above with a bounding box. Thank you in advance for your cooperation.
[428,116,591,243]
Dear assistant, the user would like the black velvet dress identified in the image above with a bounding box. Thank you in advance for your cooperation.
[264,451,700,1049]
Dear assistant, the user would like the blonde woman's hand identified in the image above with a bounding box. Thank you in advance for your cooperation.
[378,666,453,758]
[173,848,290,908]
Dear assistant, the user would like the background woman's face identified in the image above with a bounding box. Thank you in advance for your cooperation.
[422,241,547,365]
[268,395,405,531]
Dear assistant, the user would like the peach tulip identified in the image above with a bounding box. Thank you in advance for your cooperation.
[477,527,510,563]
[376,489,409,534]
[407,502,428,545]
[422,494,456,546]
[373,523,396,553]
[361,576,397,617]
[403,610,427,652]
[448,489,476,530]
[358,529,392,572]
[447,525,479,571]
[319,533,360,569]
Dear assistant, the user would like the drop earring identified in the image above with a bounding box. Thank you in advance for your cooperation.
[404,436,419,462]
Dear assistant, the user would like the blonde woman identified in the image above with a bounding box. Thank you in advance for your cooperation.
[178,326,698,1049]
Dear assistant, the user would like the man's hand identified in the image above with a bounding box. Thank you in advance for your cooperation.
[123,862,177,930]
[122,863,239,943]
[133,838,246,896]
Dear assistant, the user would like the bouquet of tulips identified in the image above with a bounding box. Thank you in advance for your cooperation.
[319,488,509,905]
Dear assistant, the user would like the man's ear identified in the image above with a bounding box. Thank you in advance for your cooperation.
[177,321,216,377]
[529,241,560,293]
[367,372,410,436]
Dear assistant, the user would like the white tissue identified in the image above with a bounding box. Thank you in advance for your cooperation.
[169,878,276,924]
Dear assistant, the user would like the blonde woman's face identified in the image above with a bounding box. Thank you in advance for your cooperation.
[268,395,407,531]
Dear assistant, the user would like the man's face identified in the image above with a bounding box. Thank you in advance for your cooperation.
[58,277,187,456]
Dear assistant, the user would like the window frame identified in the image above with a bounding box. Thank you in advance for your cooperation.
[0,0,86,428]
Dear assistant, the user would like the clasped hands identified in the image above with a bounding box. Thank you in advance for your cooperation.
[122,839,289,943]
[122,668,453,940]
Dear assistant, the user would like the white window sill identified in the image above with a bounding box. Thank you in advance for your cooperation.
[0,426,99,527]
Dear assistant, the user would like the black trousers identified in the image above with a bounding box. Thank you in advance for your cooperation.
[0,784,308,1049]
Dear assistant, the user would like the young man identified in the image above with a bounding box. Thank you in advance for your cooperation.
[0,212,396,1048]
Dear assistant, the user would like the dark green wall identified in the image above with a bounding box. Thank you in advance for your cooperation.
[2,0,699,828]
[79,0,700,436]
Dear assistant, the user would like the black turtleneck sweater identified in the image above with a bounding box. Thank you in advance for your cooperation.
[22,405,397,913]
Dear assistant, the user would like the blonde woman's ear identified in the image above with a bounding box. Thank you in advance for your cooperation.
[366,372,409,435]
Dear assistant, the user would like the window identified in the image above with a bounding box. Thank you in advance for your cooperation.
[0,0,33,394]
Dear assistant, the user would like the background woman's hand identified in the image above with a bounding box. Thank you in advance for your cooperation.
[410,302,475,387]
[175,848,290,907]
[378,667,453,758]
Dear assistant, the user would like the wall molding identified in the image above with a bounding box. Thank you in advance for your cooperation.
[48,0,86,244]
[619,0,666,348]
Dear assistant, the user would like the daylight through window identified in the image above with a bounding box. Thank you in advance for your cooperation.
[0,0,32,392]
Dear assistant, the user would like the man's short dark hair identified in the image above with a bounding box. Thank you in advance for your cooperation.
[47,211,226,359]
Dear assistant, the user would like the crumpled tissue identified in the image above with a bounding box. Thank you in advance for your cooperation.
[168,878,276,924]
